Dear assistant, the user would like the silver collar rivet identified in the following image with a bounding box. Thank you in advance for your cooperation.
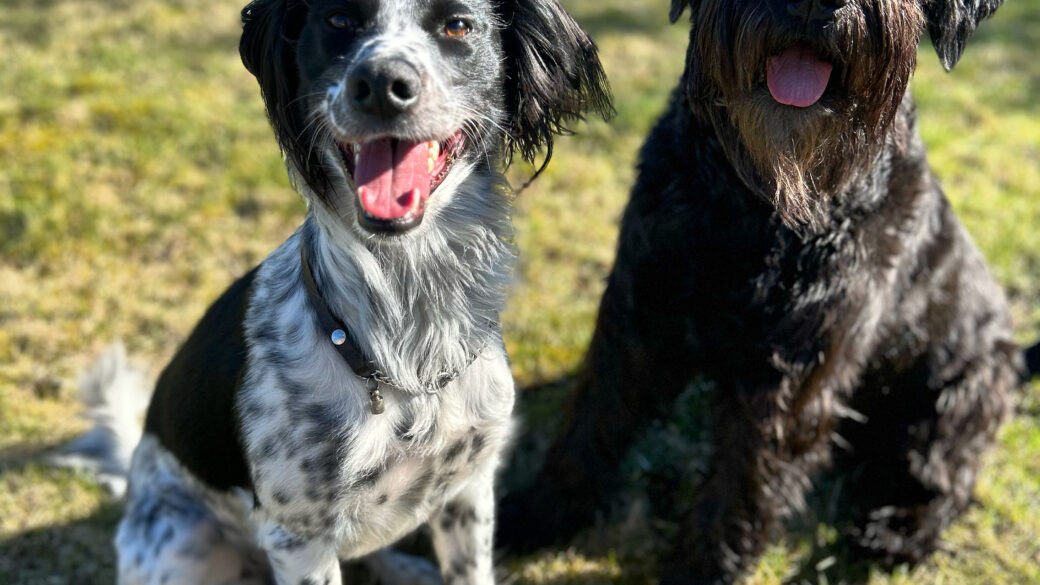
[331,329,347,346]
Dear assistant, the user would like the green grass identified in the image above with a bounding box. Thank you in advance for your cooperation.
[1,0,1038,583]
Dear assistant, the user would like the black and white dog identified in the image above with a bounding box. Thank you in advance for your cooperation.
[68,1,609,583]
[500,0,1038,583]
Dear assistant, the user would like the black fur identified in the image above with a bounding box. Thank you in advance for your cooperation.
[240,0,313,190]
[1027,341,1040,379]
[497,0,614,172]
[924,0,1005,71]
[143,268,258,492]
[670,0,1006,73]
[499,1,1027,583]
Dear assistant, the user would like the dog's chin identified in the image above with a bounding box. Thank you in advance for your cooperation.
[330,131,467,237]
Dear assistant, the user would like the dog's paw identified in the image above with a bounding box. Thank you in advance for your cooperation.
[364,549,442,585]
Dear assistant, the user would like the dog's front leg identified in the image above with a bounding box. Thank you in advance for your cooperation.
[258,520,342,585]
[662,380,836,585]
[429,468,497,585]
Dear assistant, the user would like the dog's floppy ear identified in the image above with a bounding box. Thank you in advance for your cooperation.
[924,0,1004,71]
[669,0,698,23]
[240,0,324,192]
[241,0,298,141]
[241,0,282,82]
[498,0,613,172]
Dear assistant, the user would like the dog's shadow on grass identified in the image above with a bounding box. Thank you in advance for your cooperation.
[0,504,122,585]
[0,451,123,585]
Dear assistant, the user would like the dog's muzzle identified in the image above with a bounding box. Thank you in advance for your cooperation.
[327,55,467,235]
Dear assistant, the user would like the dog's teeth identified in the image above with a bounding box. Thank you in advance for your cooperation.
[427,141,439,173]
[355,152,361,167]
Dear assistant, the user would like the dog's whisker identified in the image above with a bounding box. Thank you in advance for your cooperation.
[286,91,330,110]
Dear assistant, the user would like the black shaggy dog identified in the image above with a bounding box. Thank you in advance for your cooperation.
[500,0,1039,583]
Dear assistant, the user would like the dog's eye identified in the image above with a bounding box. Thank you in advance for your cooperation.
[443,19,471,38]
[327,11,354,30]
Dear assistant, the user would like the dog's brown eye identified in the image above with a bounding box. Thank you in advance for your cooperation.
[444,19,471,38]
[327,12,353,30]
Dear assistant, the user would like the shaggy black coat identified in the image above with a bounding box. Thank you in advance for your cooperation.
[499,0,1037,583]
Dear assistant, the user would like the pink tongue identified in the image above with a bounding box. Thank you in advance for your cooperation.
[766,46,833,108]
[354,138,433,220]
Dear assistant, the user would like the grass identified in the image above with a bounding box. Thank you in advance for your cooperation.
[0,0,1037,583]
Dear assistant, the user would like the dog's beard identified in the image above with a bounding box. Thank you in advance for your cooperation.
[723,95,878,229]
[689,0,926,231]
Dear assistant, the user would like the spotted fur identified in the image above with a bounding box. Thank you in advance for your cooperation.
[56,0,611,583]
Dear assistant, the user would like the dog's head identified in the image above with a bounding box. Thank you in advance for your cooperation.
[669,0,1002,229]
[240,0,611,237]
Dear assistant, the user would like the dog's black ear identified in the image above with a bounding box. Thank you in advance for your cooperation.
[241,0,298,135]
[498,0,613,171]
[241,0,281,81]
[240,0,323,192]
[924,0,1004,71]
[669,0,697,23]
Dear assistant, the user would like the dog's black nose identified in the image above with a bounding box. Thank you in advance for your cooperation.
[785,0,846,23]
[347,60,422,118]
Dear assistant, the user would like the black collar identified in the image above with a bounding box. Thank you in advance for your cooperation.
[300,244,377,379]
[299,244,483,414]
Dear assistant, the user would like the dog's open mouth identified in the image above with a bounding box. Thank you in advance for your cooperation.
[338,131,465,233]
[766,44,833,108]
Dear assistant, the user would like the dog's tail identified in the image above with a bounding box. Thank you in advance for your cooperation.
[1026,341,1040,382]
[47,343,151,497]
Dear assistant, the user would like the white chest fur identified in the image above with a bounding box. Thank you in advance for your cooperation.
[242,346,513,558]
[237,232,515,559]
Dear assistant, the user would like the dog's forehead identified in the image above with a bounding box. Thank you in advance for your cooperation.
[379,0,490,17]
[312,0,494,26]
[373,0,423,24]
